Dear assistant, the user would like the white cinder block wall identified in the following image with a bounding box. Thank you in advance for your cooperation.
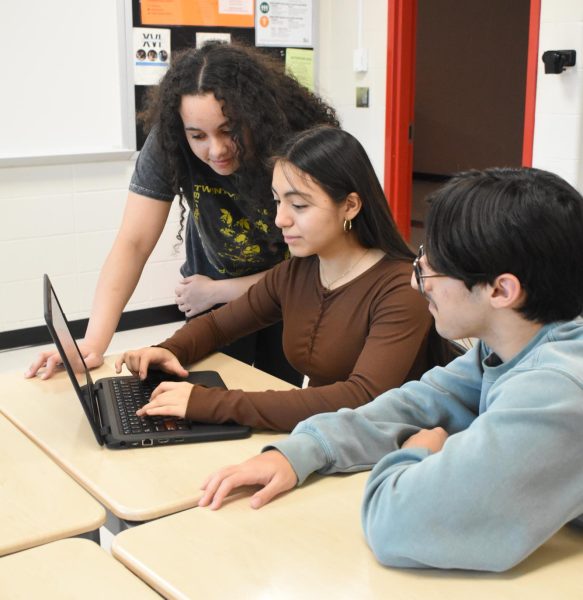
[0,0,581,336]
[318,0,388,182]
[532,0,583,190]
[0,160,184,334]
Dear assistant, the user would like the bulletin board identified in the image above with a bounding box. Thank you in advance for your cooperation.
[131,0,290,150]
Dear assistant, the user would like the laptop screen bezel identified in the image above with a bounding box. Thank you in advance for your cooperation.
[43,274,105,446]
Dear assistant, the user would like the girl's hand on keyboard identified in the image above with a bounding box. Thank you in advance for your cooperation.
[135,381,193,418]
[115,347,188,380]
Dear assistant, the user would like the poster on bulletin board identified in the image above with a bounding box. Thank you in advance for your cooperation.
[285,48,314,91]
[140,0,254,27]
[255,0,312,47]
[133,28,171,85]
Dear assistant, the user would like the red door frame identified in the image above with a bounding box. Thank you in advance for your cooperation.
[384,0,417,241]
[522,0,541,166]
[384,0,541,238]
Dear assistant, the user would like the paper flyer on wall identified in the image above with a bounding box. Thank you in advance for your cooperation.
[255,0,312,48]
[219,0,253,14]
[140,0,253,27]
[285,48,314,91]
[133,28,171,86]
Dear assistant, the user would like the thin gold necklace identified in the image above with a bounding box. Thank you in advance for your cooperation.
[319,248,370,290]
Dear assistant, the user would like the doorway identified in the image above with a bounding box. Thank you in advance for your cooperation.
[384,0,540,244]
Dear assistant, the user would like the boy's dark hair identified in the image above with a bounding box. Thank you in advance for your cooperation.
[425,167,583,323]
[273,126,414,261]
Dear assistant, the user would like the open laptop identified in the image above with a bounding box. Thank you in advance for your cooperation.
[43,274,251,449]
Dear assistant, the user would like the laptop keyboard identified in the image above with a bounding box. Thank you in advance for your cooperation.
[112,378,191,436]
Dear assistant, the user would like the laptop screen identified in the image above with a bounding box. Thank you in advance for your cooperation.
[48,286,87,387]
[43,274,103,441]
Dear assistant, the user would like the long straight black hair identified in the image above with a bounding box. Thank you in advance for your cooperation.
[273,126,414,262]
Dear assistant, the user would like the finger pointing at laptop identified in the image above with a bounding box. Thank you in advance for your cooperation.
[115,347,188,380]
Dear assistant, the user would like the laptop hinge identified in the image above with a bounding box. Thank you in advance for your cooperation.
[92,382,109,434]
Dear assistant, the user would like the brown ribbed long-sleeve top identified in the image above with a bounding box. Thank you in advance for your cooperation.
[158,255,433,432]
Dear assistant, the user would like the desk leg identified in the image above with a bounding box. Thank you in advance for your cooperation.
[104,510,144,535]
[76,528,101,544]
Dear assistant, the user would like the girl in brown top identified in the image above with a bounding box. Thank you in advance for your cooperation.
[116,126,452,432]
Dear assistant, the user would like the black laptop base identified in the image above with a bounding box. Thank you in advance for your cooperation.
[94,374,251,449]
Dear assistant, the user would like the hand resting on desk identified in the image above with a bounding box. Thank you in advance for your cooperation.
[115,347,192,418]
[198,450,298,510]
[196,429,448,512]
[25,341,104,380]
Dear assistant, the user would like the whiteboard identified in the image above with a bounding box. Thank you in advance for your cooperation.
[1,0,135,164]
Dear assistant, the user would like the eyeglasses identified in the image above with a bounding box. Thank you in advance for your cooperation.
[413,245,446,296]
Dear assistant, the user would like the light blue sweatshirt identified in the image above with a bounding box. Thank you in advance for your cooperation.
[270,319,583,572]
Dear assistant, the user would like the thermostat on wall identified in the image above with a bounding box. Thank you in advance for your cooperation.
[356,87,369,108]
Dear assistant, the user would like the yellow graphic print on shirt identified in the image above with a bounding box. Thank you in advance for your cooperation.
[191,184,281,276]
[218,208,261,260]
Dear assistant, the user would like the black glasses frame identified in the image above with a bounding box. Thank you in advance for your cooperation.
[413,245,446,295]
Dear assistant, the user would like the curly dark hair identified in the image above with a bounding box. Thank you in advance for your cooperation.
[140,41,339,243]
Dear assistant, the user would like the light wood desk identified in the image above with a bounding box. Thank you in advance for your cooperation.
[0,354,290,525]
[0,538,159,599]
[0,414,105,557]
[112,471,583,600]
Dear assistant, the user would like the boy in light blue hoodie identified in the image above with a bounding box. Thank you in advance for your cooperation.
[198,167,583,572]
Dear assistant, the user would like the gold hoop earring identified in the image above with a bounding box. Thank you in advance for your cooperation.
[343,219,352,232]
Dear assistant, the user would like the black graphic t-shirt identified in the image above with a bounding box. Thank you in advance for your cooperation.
[129,128,287,280]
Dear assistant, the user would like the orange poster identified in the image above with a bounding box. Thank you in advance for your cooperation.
[141,0,254,28]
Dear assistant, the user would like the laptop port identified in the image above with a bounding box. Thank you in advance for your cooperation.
[141,438,153,446]
[158,439,169,444]
[173,438,185,444]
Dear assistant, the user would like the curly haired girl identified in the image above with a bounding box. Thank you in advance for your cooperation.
[27,42,338,385]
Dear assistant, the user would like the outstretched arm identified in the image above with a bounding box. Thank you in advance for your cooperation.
[270,350,484,482]
[195,343,485,510]
[25,192,171,379]
[161,267,443,431]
